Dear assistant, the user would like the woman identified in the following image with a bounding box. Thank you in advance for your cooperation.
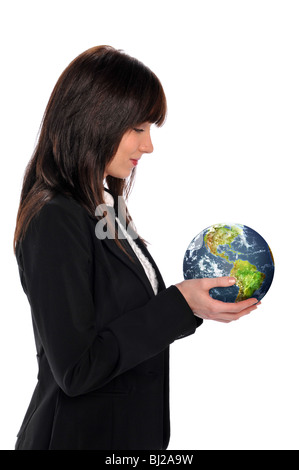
[13,46,259,450]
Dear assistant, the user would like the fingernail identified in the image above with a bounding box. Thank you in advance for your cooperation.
[229,277,236,284]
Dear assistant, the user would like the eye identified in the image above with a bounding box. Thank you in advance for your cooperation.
[133,127,144,133]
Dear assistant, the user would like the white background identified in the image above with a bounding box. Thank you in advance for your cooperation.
[1,0,298,450]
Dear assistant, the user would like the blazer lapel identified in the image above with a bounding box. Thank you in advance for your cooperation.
[98,188,166,296]
[133,237,166,292]
[102,237,159,298]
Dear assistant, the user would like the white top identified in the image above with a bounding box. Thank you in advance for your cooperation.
[103,191,159,295]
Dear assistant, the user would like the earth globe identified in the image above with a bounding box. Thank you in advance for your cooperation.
[183,223,274,303]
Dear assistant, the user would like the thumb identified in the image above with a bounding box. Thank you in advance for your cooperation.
[203,276,236,289]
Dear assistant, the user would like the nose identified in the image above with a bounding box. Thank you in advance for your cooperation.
[139,130,154,154]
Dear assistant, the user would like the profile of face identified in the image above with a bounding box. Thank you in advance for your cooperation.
[104,122,154,179]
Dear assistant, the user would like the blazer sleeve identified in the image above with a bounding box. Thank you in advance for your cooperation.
[18,200,201,397]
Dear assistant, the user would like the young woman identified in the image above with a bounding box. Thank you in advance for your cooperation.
[13,46,259,450]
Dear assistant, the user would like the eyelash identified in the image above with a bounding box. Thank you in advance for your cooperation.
[133,128,144,133]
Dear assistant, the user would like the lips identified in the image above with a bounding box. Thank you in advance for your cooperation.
[130,159,139,167]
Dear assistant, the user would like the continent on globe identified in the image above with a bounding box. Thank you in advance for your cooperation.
[204,224,242,261]
[183,223,274,303]
[229,259,266,302]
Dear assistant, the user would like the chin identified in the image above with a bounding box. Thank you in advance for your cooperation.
[115,173,133,180]
[119,172,132,179]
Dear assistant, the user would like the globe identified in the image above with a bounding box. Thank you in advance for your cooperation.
[183,223,275,303]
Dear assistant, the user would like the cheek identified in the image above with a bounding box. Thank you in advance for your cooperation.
[122,146,133,157]
[120,134,139,155]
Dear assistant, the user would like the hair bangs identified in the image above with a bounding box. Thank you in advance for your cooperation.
[126,63,167,129]
[142,76,167,127]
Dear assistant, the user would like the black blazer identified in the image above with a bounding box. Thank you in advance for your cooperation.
[15,192,202,450]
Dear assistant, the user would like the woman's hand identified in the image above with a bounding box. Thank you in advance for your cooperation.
[175,277,260,323]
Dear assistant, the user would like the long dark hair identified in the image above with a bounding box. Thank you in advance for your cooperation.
[13,45,167,254]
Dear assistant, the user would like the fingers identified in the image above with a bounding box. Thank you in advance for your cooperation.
[211,296,258,314]
[201,276,237,289]
[179,278,261,323]
[202,277,260,315]
[216,303,258,322]
[202,299,260,322]
[198,278,259,311]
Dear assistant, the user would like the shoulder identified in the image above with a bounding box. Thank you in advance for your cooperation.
[34,193,93,229]
[16,194,96,289]
[39,193,89,219]
[23,193,95,251]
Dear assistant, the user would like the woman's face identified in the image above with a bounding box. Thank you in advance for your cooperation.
[104,122,154,179]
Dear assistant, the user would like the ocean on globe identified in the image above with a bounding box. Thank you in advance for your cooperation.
[183,223,274,303]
